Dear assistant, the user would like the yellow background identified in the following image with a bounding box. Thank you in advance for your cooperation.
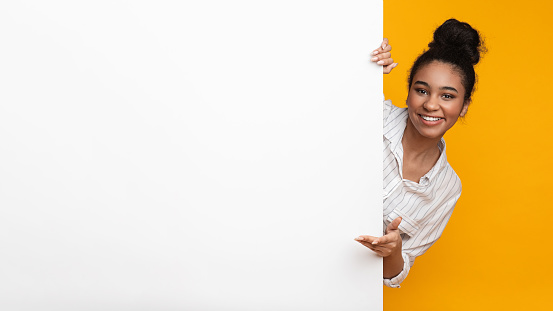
[383,1,553,310]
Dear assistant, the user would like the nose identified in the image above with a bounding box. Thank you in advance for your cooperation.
[423,96,440,111]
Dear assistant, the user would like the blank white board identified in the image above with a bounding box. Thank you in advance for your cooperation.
[0,1,383,310]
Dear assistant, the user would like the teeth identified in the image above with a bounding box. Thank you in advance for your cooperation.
[421,115,442,121]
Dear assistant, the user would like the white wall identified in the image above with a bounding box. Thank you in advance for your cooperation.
[0,1,383,310]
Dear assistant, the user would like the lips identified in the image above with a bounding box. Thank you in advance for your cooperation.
[418,114,444,124]
[420,114,443,121]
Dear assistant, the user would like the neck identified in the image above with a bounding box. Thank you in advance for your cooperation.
[402,117,442,156]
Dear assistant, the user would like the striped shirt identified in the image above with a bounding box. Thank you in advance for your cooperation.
[382,99,462,288]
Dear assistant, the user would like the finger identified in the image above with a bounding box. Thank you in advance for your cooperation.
[373,240,398,247]
[355,236,388,249]
[374,235,388,244]
[355,235,377,243]
[383,63,398,74]
[371,52,391,62]
[372,38,390,55]
[380,52,392,61]
[368,241,394,251]
[381,38,389,50]
[386,216,402,233]
[371,237,391,245]
[357,241,388,255]
[376,58,394,66]
[374,230,401,244]
[356,240,380,250]
[356,240,376,249]
[367,244,390,251]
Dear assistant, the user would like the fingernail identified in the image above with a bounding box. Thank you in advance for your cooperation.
[372,241,378,245]
[373,50,379,55]
[393,63,398,68]
[377,60,384,65]
[371,56,378,61]
[355,237,363,241]
[382,43,387,49]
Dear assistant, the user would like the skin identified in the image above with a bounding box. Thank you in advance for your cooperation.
[371,38,397,74]
[359,46,470,279]
[402,60,469,182]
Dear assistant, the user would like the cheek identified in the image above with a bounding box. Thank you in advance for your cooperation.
[405,93,421,108]
[444,107,464,127]
[446,100,467,116]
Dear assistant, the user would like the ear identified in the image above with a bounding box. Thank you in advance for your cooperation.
[460,100,470,117]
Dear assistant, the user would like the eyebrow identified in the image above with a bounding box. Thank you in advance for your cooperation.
[414,81,458,94]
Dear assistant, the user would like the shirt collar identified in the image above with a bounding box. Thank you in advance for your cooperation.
[384,108,449,184]
[423,138,448,183]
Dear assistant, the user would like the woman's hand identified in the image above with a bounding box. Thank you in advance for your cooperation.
[355,217,402,257]
[371,38,397,74]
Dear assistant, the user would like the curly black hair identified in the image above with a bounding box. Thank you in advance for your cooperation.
[408,19,486,101]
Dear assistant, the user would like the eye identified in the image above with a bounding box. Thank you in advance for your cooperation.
[415,88,428,95]
[442,93,455,99]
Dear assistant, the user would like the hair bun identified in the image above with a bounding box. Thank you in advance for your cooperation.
[428,19,485,65]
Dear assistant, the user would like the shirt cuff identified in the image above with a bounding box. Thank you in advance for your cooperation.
[383,252,411,288]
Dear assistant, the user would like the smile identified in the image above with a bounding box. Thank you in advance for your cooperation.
[419,114,443,121]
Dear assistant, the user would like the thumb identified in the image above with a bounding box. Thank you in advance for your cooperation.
[386,217,402,233]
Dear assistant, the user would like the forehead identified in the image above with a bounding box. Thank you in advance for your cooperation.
[413,61,465,91]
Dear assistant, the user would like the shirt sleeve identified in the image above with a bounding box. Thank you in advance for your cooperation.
[383,251,411,288]
[383,193,460,288]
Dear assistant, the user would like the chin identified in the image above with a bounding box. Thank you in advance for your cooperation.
[414,124,448,140]
[420,131,444,140]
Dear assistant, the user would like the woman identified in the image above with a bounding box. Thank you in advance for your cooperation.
[355,19,485,288]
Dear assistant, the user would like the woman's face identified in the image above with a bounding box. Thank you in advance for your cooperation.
[406,61,469,140]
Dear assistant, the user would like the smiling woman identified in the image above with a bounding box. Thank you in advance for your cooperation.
[355,18,485,288]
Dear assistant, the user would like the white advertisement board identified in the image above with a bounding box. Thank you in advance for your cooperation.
[0,1,383,310]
